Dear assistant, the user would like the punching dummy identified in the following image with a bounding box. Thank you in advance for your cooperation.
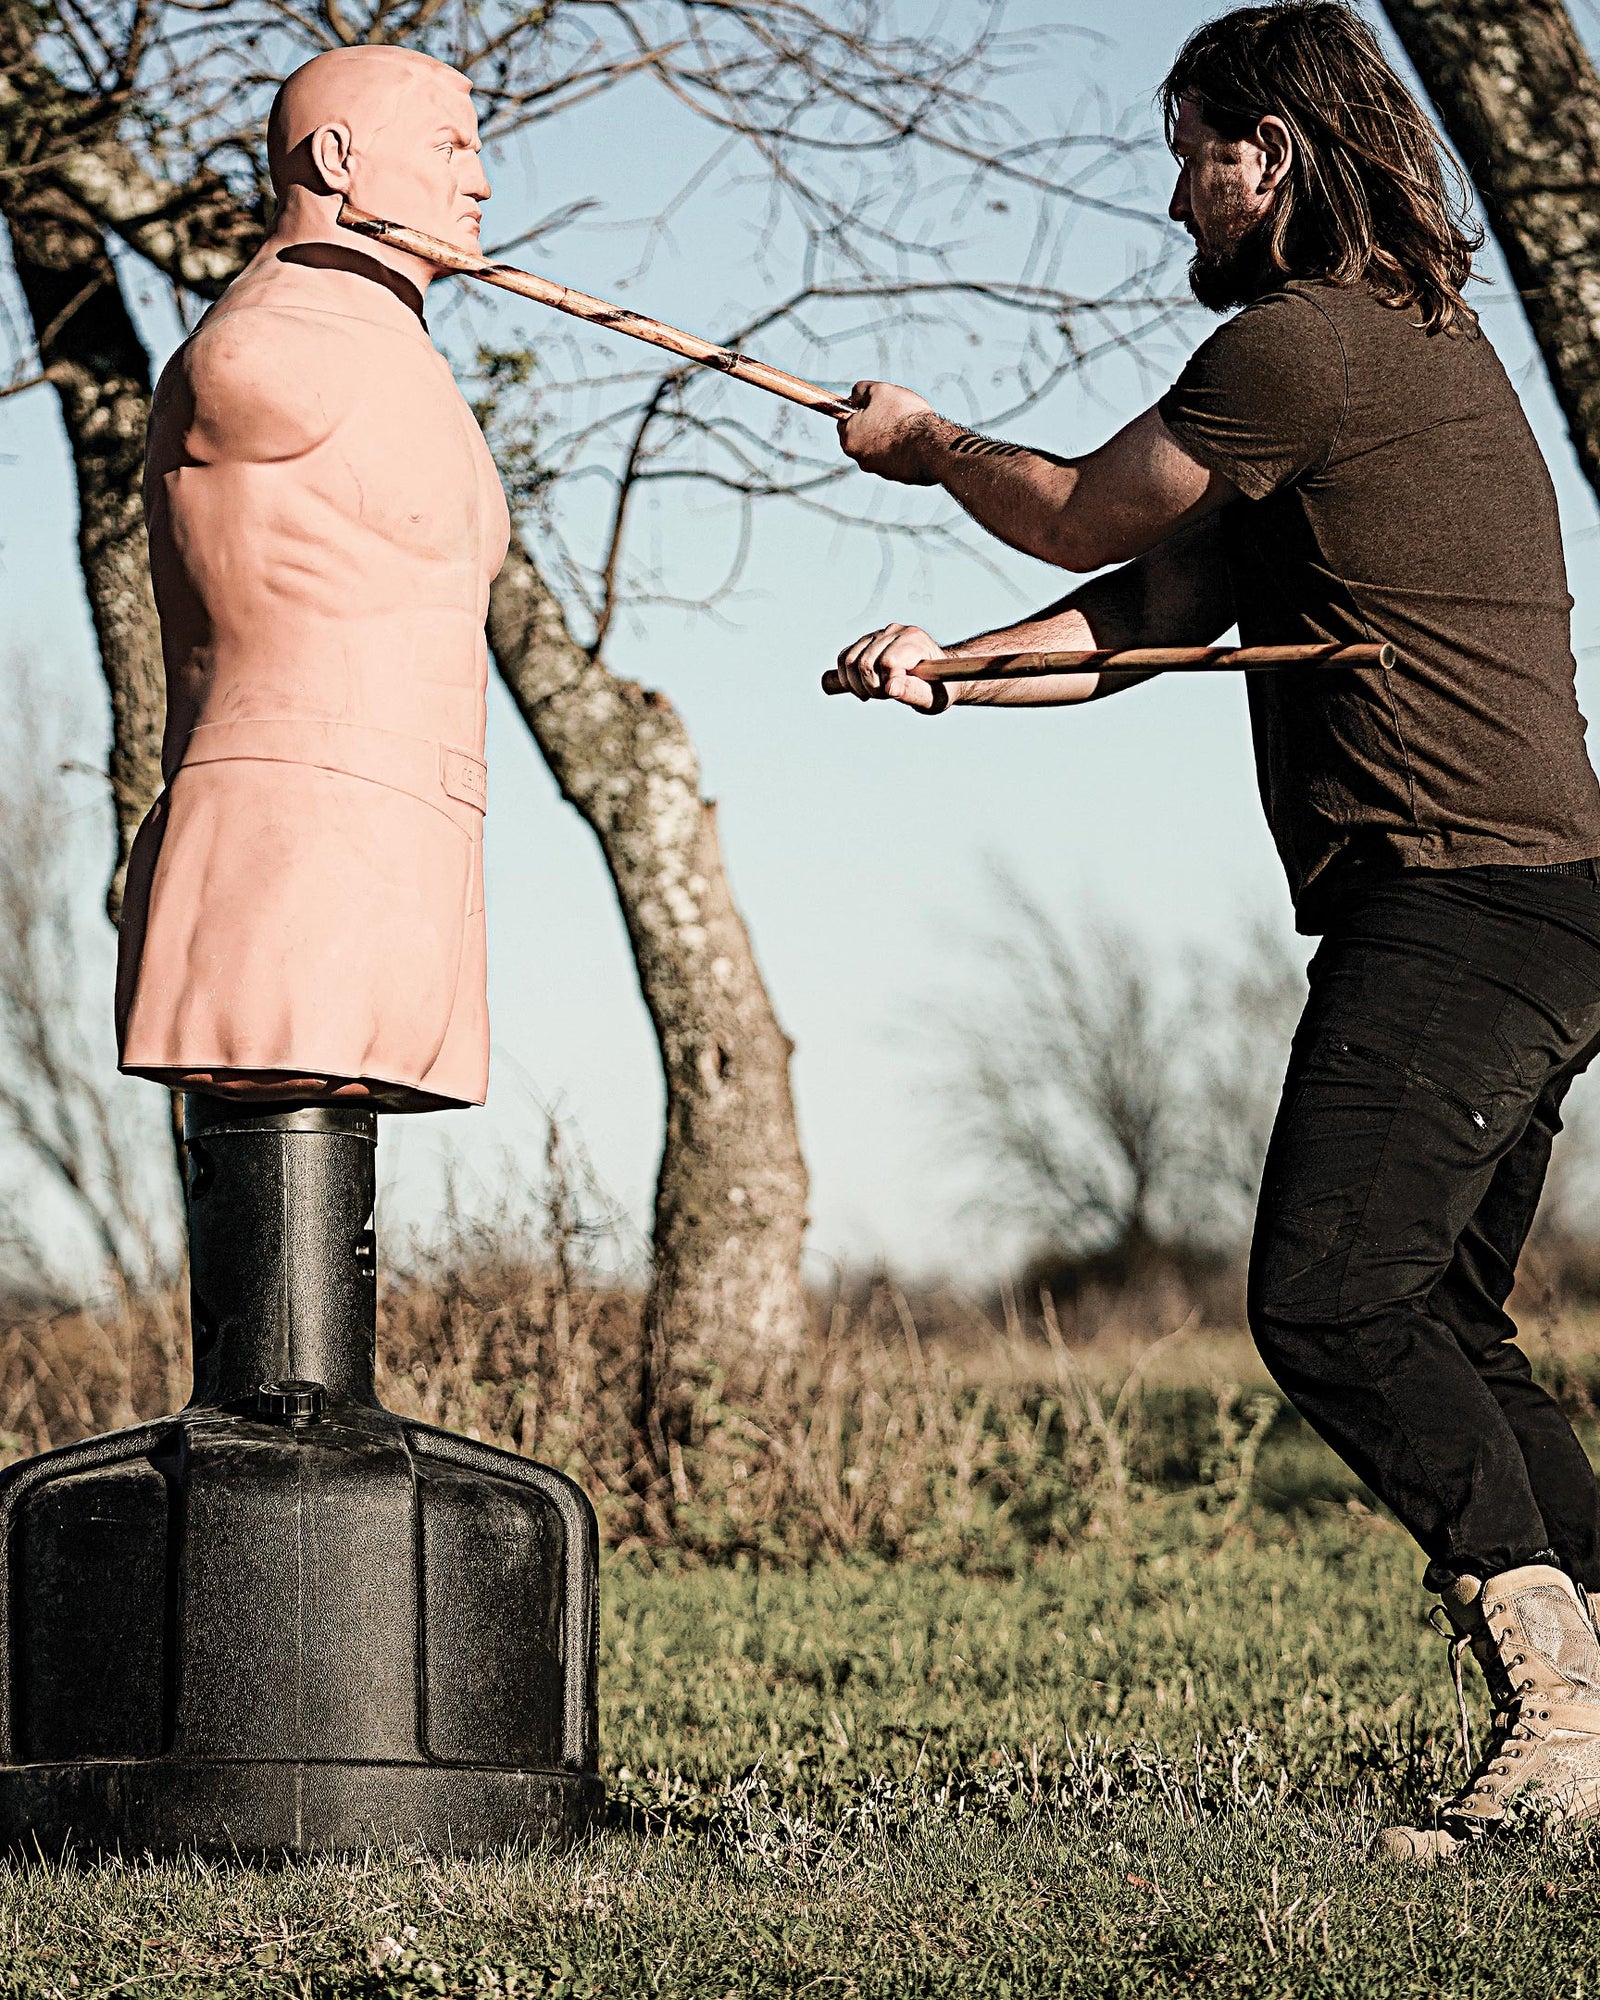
[0,53,601,1858]
[116,45,510,1109]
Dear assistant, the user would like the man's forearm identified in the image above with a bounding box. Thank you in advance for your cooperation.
[840,383,1229,571]
[949,514,1235,708]
[946,599,1102,707]
[913,416,1085,568]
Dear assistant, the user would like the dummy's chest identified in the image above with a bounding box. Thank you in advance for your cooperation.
[321,354,506,571]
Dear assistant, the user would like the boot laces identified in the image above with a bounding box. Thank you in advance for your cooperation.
[1428,1604,1552,1818]
[1428,1604,1477,1774]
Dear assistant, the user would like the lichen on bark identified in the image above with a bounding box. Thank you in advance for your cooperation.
[1381,0,1600,504]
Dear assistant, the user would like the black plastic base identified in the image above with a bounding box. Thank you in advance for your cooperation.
[0,1762,604,1859]
[0,1101,603,1860]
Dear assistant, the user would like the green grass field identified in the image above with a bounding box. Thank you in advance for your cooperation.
[9,1502,1600,1999]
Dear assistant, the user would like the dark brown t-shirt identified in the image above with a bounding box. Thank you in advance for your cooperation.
[1158,279,1600,931]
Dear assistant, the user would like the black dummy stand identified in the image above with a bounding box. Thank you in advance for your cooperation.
[0,1097,601,1857]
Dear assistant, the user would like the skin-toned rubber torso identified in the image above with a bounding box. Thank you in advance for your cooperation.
[115,50,510,1109]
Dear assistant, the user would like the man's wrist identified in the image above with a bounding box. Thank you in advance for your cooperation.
[906,412,961,484]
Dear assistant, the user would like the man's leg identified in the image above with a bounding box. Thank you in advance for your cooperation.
[1427,1032,1600,1588]
[1248,867,1600,1577]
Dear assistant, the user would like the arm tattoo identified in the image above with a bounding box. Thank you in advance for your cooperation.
[947,428,1027,460]
[946,428,1074,471]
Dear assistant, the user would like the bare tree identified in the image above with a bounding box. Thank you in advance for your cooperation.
[944,876,1305,1274]
[0,22,165,921]
[1379,0,1600,505]
[946,876,1191,1265]
[0,0,1181,1387]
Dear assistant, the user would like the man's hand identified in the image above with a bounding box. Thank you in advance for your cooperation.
[838,382,941,485]
[834,623,949,709]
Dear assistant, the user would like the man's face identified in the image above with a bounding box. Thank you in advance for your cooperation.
[347,77,490,252]
[1167,96,1279,311]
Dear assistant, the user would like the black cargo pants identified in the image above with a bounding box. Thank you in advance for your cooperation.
[1249,863,1600,1588]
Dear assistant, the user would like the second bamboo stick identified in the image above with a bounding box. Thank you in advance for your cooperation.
[821,640,1394,694]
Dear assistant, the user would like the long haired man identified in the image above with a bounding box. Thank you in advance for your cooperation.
[835,1,1600,1861]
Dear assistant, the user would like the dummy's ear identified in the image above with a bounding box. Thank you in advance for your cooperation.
[1255,115,1294,197]
[308,123,356,195]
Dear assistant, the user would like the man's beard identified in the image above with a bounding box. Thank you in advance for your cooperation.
[1187,213,1278,313]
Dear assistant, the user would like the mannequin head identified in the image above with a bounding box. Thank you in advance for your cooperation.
[267,48,489,265]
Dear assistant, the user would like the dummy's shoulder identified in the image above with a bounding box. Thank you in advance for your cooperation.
[165,301,366,464]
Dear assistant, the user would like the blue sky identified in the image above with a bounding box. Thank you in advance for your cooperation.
[4,0,1599,1282]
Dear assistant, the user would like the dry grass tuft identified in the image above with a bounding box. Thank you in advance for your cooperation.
[0,1287,188,1460]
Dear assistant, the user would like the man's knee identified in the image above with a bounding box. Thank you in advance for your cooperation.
[1247,1190,1355,1350]
[1246,1255,1333,1375]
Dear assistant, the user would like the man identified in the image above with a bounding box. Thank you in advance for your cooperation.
[834,0,1600,1861]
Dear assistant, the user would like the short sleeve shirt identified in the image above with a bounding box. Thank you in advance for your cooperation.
[1157,280,1600,930]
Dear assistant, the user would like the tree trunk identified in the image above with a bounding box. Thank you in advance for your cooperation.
[1380,0,1600,502]
[0,14,165,918]
[487,540,811,1389]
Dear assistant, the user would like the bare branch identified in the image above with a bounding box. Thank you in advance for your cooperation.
[592,373,674,656]
[0,361,67,399]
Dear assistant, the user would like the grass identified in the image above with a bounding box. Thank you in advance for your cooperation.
[9,1510,1600,1998]
[9,1243,1600,1994]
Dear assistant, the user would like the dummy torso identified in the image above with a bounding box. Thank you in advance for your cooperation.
[116,239,511,1109]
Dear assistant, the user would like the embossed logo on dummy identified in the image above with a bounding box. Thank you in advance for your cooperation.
[441,747,488,812]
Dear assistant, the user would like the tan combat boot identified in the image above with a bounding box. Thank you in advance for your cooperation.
[1378,1563,1600,1863]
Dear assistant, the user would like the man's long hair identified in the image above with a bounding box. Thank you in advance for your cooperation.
[1160,2,1482,333]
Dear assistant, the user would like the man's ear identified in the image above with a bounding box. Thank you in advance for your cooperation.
[1255,114,1294,197]
[308,123,355,195]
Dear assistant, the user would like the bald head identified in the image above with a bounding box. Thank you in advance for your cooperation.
[268,48,474,197]
[262,47,488,269]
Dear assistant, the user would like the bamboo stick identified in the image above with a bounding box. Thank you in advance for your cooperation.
[337,202,856,419]
[821,640,1394,694]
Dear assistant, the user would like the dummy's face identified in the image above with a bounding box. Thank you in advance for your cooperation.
[343,80,490,249]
